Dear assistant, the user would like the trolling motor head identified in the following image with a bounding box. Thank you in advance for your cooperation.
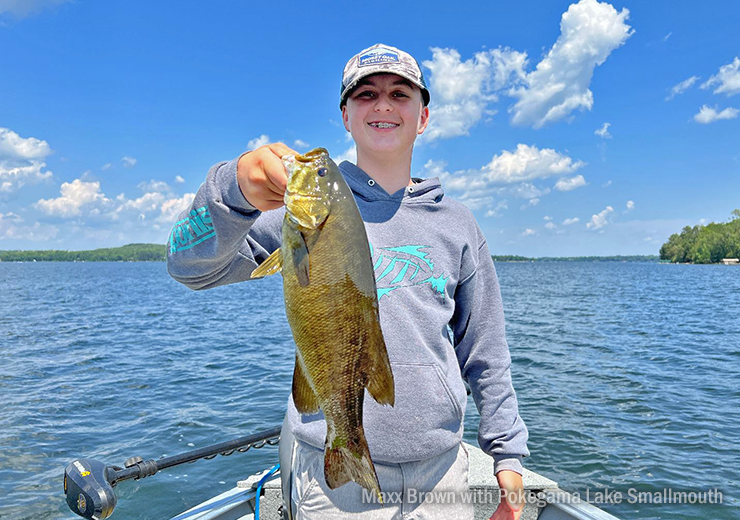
[64,459,117,519]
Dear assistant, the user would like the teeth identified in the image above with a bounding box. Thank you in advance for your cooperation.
[370,122,398,128]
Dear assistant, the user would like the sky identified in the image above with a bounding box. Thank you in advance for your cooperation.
[1,0,738,256]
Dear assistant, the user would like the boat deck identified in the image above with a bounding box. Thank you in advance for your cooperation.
[170,443,620,520]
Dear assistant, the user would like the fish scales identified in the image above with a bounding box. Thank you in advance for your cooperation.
[251,148,394,501]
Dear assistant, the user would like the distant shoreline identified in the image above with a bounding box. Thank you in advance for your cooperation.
[0,244,665,263]
[491,255,660,263]
[0,243,166,262]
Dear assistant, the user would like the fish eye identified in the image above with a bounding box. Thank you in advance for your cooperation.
[318,168,328,177]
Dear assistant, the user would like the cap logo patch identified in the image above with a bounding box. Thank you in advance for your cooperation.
[359,49,399,67]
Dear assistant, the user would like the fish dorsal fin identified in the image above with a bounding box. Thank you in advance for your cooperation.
[250,248,283,279]
[292,355,320,414]
[365,325,395,407]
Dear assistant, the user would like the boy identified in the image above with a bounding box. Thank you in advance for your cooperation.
[167,43,528,520]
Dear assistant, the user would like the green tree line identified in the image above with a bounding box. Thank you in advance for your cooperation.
[660,210,740,263]
[0,243,166,262]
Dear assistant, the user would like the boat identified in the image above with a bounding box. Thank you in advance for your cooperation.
[169,434,622,520]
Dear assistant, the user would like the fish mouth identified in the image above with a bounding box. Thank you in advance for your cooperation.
[295,148,329,163]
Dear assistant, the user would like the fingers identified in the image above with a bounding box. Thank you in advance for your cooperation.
[497,470,525,515]
[266,142,299,159]
[237,142,299,212]
[259,149,289,195]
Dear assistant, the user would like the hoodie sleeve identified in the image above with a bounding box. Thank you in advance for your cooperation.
[451,237,530,476]
[166,155,284,290]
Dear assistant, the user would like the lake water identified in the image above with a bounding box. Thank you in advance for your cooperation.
[0,262,738,520]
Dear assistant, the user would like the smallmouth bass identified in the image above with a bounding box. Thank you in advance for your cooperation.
[251,148,394,501]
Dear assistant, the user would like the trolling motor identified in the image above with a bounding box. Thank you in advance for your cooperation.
[63,426,281,519]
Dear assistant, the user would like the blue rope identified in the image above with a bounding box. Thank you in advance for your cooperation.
[254,463,280,520]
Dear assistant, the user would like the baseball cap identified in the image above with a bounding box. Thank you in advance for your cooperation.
[340,43,430,108]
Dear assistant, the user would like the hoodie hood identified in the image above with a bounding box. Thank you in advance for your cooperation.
[339,161,444,204]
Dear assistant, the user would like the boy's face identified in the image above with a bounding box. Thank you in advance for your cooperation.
[342,73,429,158]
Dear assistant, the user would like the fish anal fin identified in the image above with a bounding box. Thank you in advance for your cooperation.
[250,248,282,279]
[292,357,320,414]
[364,325,395,407]
[324,437,382,503]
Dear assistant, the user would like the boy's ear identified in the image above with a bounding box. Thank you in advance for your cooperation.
[417,105,430,135]
[341,105,350,132]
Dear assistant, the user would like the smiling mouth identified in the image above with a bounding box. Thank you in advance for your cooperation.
[368,122,399,129]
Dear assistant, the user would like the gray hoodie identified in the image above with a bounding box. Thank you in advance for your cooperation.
[167,157,529,475]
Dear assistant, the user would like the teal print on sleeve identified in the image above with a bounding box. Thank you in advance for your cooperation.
[169,205,215,253]
[370,244,450,300]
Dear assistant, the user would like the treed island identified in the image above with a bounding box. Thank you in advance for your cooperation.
[659,210,740,264]
[0,210,738,263]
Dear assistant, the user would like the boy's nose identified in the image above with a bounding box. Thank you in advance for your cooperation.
[373,94,393,112]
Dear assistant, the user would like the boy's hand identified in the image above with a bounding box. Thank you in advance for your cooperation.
[489,470,524,520]
[237,143,298,211]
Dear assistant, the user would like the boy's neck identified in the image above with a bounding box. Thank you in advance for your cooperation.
[356,148,414,195]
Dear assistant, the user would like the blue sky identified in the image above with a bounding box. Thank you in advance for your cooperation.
[1,0,738,256]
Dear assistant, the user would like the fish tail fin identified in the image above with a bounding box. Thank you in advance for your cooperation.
[365,326,395,407]
[324,437,383,503]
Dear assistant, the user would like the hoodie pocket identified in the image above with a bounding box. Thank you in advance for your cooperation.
[363,362,465,462]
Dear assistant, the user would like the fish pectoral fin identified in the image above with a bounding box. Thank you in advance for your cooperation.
[365,326,395,407]
[293,232,310,286]
[292,356,320,414]
[250,248,283,279]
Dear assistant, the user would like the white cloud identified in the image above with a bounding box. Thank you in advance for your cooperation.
[334,145,357,165]
[36,179,111,218]
[595,122,612,138]
[0,161,53,193]
[35,173,197,230]
[159,193,196,223]
[563,217,580,225]
[0,212,58,241]
[485,200,508,217]
[554,174,587,192]
[545,221,556,230]
[175,175,185,184]
[602,180,612,188]
[102,163,112,171]
[421,47,527,141]
[521,228,537,237]
[543,215,553,221]
[0,127,51,159]
[0,0,71,18]
[701,57,740,97]
[422,145,583,214]
[508,0,633,128]
[481,144,585,184]
[122,156,137,168]
[626,200,635,211]
[117,191,167,214]
[138,180,170,193]
[663,32,672,42]
[510,182,550,199]
[666,75,700,101]
[693,105,739,124]
[247,134,270,150]
[587,205,614,230]
[293,139,309,149]
[421,159,496,210]
[0,127,54,193]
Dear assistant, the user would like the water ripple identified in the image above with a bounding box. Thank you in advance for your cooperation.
[1,262,738,519]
